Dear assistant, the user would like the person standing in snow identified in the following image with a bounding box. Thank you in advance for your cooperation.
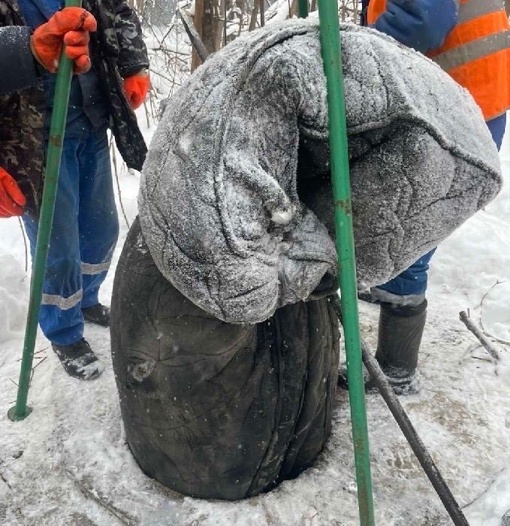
[355,0,510,394]
[0,0,150,380]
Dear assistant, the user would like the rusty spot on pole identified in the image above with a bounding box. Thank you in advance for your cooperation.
[335,198,352,214]
[49,135,63,148]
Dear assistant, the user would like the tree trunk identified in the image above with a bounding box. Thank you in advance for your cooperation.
[248,0,259,31]
[192,0,224,71]
[191,0,205,71]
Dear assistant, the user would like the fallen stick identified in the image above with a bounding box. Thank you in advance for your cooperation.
[177,8,210,63]
[362,343,470,526]
[459,311,500,363]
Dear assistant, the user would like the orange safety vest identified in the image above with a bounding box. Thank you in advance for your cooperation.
[367,0,510,121]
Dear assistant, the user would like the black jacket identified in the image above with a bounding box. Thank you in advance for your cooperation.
[0,26,38,94]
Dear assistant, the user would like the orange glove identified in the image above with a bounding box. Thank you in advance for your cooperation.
[123,71,150,110]
[31,7,97,74]
[0,167,26,218]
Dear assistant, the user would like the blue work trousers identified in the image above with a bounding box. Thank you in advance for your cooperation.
[373,249,436,306]
[23,126,119,345]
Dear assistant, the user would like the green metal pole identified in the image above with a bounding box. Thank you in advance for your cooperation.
[298,0,309,18]
[8,0,82,422]
[316,2,375,524]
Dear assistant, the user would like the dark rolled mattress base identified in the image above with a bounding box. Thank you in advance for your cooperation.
[111,217,340,500]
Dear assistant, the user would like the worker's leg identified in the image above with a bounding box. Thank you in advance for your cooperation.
[78,127,119,312]
[23,136,84,346]
[23,130,103,380]
[369,249,435,394]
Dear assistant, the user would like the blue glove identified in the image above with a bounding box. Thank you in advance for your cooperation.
[374,0,458,52]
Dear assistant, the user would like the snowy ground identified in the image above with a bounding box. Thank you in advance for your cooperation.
[1,99,509,525]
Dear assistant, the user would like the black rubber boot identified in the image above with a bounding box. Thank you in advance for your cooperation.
[82,304,110,327]
[372,299,427,395]
[52,338,103,380]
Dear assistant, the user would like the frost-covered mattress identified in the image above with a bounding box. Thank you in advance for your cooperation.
[139,20,502,324]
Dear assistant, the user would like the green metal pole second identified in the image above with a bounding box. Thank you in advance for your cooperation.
[8,0,82,422]
[316,2,375,524]
[298,0,309,18]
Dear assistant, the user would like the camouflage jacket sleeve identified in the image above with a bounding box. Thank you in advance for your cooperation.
[0,26,39,95]
[111,0,149,78]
